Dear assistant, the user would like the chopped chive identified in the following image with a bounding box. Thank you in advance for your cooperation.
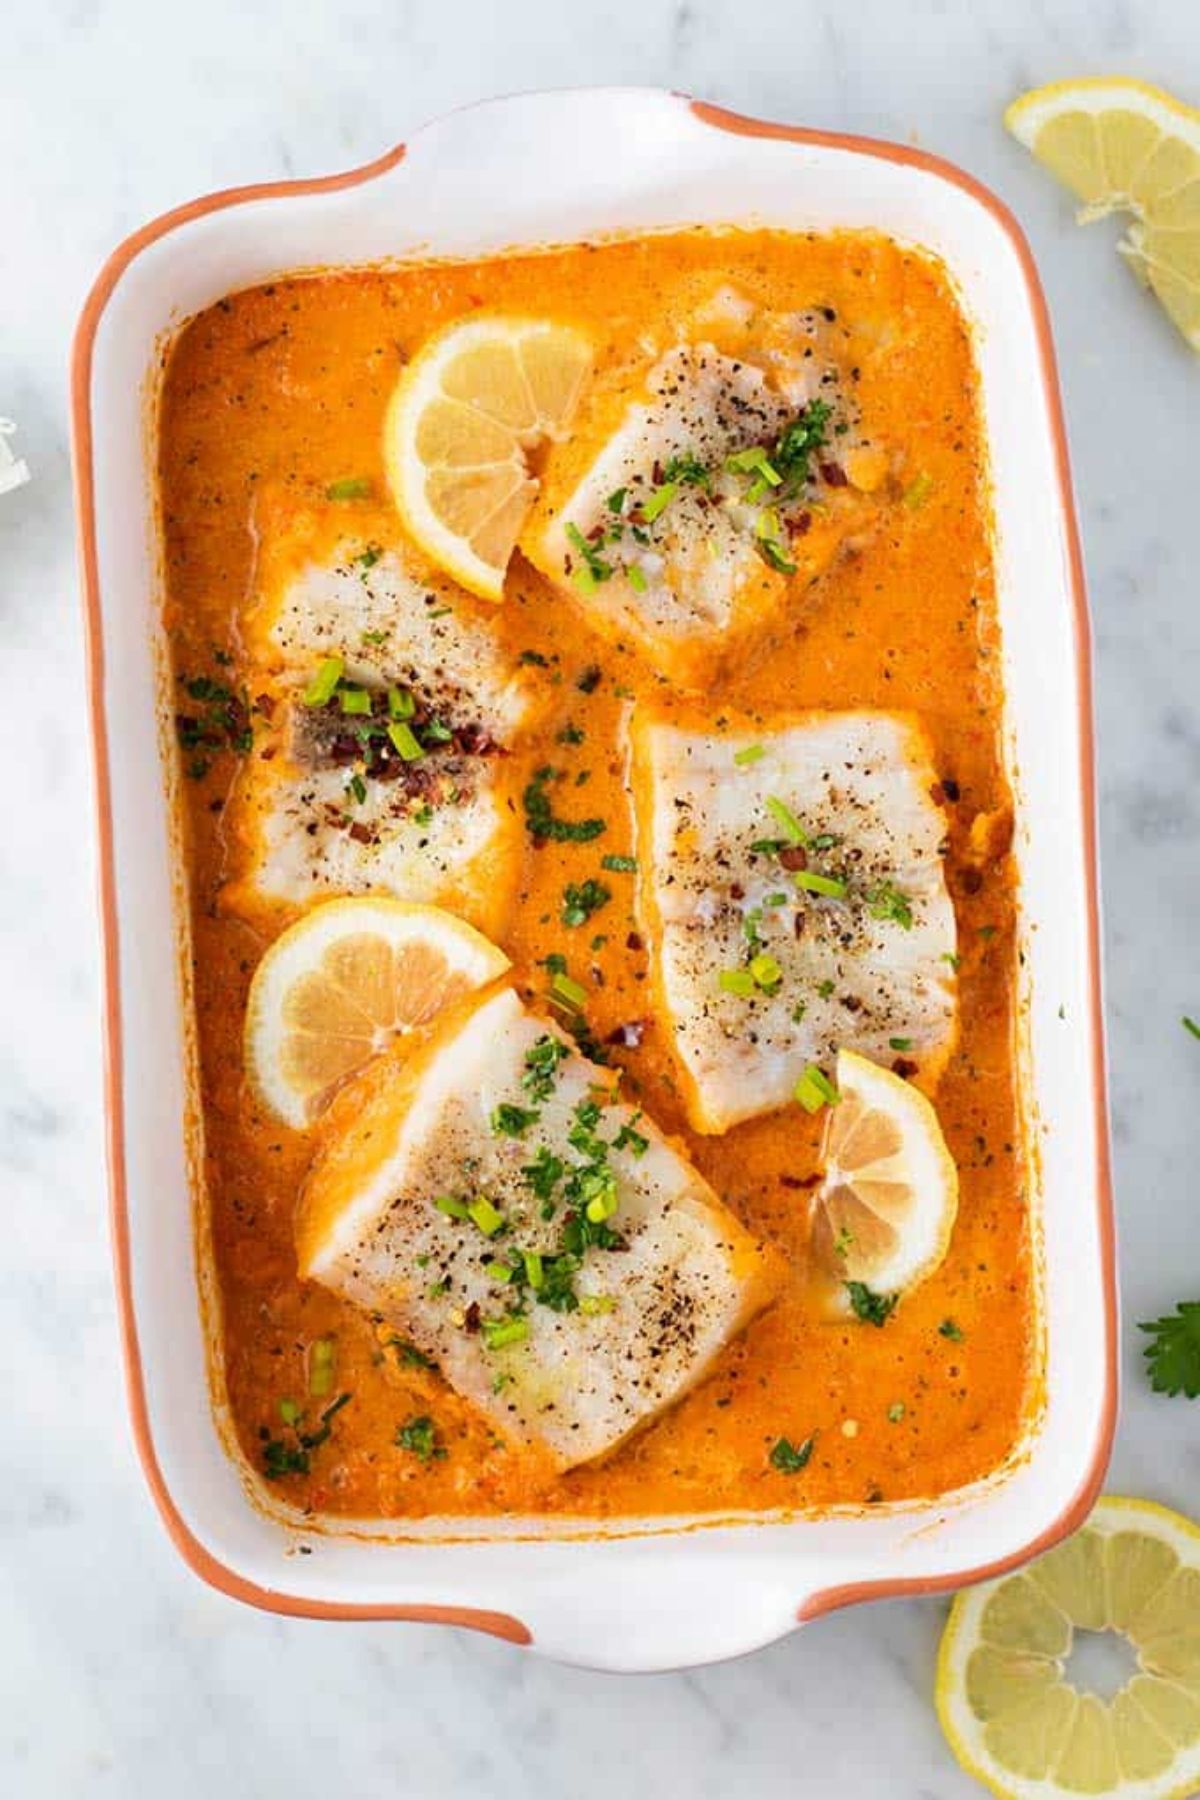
[550,971,588,1011]
[388,686,415,720]
[794,870,847,898]
[734,743,766,767]
[434,1194,470,1221]
[387,720,424,761]
[523,1250,545,1290]
[467,1197,505,1238]
[748,952,783,993]
[719,969,756,998]
[485,1259,514,1284]
[601,853,637,873]
[889,1036,914,1052]
[766,796,808,845]
[641,480,678,523]
[325,476,372,501]
[794,1065,839,1113]
[627,564,649,594]
[757,537,798,575]
[339,685,371,715]
[482,1316,529,1351]
[302,656,344,706]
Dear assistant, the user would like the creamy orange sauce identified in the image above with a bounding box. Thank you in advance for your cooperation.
[159,228,1033,1521]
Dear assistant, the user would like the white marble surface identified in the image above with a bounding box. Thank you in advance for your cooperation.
[3,1,1200,1793]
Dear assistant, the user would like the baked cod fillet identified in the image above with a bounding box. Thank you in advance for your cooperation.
[222,499,534,933]
[529,299,889,689]
[629,709,958,1133]
[297,986,776,1470]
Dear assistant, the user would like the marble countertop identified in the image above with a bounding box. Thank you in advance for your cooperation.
[3,0,1199,1793]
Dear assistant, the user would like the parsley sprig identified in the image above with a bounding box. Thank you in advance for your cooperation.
[1139,1303,1200,1398]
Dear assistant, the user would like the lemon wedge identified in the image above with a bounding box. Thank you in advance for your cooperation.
[244,897,509,1128]
[809,1048,958,1311]
[384,315,593,599]
[1006,78,1200,350]
[937,1495,1200,1799]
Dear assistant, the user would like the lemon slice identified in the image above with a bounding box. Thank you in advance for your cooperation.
[809,1048,958,1309]
[384,315,593,599]
[1006,78,1200,350]
[245,897,509,1128]
[937,1495,1200,1799]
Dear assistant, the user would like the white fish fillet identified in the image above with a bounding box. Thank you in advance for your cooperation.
[223,522,533,931]
[297,987,775,1470]
[629,709,958,1133]
[532,327,873,689]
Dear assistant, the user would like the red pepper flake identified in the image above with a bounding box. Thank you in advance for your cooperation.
[820,462,848,487]
[779,845,808,872]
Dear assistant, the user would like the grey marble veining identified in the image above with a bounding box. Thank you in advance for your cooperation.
[3,0,1199,1793]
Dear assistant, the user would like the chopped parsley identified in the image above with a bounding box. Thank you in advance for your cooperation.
[490,1103,540,1138]
[773,399,832,490]
[261,1391,351,1480]
[769,1434,815,1474]
[661,451,711,488]
[561,879,611,927]
[523,766,606,844]
[938,1318,965,1342]
[175,671,253,776]
[523,1034,570,1103]
[566,521,615,586]
[846,1282,898,1327]
[866,880,914,929]
[395,1415,445,1462]
[601,853,637,873]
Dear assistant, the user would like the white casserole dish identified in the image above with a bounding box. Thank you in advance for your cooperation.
[72,86,1116,1672]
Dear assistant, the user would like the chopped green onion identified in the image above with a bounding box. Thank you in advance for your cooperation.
[794,1065,839,1113]
[302,656,344,706]
[887,1401,906,1423]
[482,1316,529,1351]
[718,969,756,998]
[467,1197,505,1238]
[641,480,678,523]
[601,853,637,873]
[485,1260,514,1284]
[734,743,766,767]
[388,686,415,720]
[325,476,372,501]
[903,472,935,509]
[758,537,798,575]
[573,565,598,595]
[748,952,783,993]
[339,684,371,715]
[523,1250,545,1290]
[279,1397,301,1425]
[606,487,627,515]
[434,1194,470,1221]
[348,773,367,805]
[627,564,649,594]
[727,445,781,483]
[794,870,847,898]
[309,1336,336,1397]
[579,1294,617,1316]
[388,720,424,761]
[939,1318,965,1342]
[585,1188,619,1224]
[550,971,588,1011]
[766,796,808,845]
